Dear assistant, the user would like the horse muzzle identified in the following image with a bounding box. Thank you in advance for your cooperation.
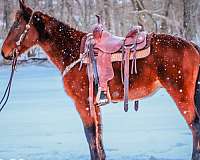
[1,50,15,60]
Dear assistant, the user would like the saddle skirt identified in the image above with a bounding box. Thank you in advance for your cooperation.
[81,47,150,64]
[94,31,124,53]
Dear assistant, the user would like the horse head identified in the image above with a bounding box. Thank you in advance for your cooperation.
[1,0,41,60]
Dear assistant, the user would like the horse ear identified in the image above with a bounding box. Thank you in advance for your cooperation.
[19,0,26,10]
[33,13,45,30]
[19,0,33,22]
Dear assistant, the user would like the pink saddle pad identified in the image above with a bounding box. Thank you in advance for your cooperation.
[94,31,124,53]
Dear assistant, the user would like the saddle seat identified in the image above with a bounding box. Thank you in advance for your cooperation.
[94,31,124,53]
[94,26,147,53]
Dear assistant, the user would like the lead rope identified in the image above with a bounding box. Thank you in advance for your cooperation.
[0,51,17,112]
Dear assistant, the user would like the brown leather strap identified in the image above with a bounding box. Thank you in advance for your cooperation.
[124,47,130,112]
[134,100,139,111]
[121,41,125,84]
[80,35,87,55]
[88,62,95,117]
[84,34,96,117]
[131,50,137,74]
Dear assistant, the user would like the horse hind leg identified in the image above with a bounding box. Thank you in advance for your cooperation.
[194,68,200,115]
[161,85,198,160]
[191,69,200,160]
[157,63,199,159]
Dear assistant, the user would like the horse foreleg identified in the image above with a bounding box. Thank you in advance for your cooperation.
[76,102,106,160]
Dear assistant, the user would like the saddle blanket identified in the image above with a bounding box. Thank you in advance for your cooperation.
[81,47,150,64]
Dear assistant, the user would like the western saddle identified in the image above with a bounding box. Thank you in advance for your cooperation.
[94,26,147,54]
[81,16,150,113]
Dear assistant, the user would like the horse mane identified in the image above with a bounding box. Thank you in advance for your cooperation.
[30,10,87,65]
[32,11,86,43]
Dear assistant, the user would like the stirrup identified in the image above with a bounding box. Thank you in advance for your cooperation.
[96,90,109,106]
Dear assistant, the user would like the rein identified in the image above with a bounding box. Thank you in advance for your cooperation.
[0,52,17,112]
[0,11,35,112]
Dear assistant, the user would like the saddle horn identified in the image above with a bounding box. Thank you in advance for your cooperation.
[19,0,25,5]
[19,0,26,9]
[96,15,102,24]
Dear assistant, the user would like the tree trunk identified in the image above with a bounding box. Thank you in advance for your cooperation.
[103,0,112,31]
[183,0,198,41]
[46,0,54,14]
[113,0,120,35]
[160,0,172,33]
[3,0,11,34]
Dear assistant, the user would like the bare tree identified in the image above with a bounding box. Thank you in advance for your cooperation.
[45,0,53,14]
[183,0,199,41]
[103,0,112,31]
[159,0,172,33]
[2,0,12,34]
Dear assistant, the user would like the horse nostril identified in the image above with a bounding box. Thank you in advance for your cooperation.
[1,50,12,60]
[1,50,6,59]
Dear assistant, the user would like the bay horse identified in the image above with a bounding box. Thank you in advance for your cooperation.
[1,1,200,159]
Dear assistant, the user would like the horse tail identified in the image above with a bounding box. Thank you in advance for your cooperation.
[195,68,200,115]
[191,42,200,117]
[191,42,200,64]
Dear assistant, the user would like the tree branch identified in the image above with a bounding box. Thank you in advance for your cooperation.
[131,9,183,29]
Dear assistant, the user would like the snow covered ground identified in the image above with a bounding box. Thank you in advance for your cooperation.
[0,65,192,160]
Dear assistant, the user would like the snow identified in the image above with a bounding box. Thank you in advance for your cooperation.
[0,65,192,160]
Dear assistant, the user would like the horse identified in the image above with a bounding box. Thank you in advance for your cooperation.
[1,1,200,159]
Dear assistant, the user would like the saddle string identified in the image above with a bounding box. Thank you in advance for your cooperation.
[131,33,139,75]
[130,49,137,75]
[96,15,101,24]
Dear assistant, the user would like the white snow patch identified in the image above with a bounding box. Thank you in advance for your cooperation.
[0,66,192,160]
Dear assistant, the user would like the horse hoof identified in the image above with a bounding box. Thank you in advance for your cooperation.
[192,152,200,160]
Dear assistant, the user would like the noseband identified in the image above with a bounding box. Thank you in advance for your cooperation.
[0,11,35,112]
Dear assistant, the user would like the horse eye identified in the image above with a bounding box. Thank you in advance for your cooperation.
[13,21,20,29]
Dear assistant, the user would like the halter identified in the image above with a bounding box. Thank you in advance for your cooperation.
[15,11,35,56]
[0,11,35,112]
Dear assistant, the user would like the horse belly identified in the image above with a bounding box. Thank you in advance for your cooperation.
[109,79,161,102]
[128,80,161,100]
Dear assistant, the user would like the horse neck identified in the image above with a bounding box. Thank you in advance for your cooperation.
[37,19,86,73]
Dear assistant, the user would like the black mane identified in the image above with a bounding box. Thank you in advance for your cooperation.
[31,11,86,65]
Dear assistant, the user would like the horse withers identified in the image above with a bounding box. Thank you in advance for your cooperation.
[1,0,200,159]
